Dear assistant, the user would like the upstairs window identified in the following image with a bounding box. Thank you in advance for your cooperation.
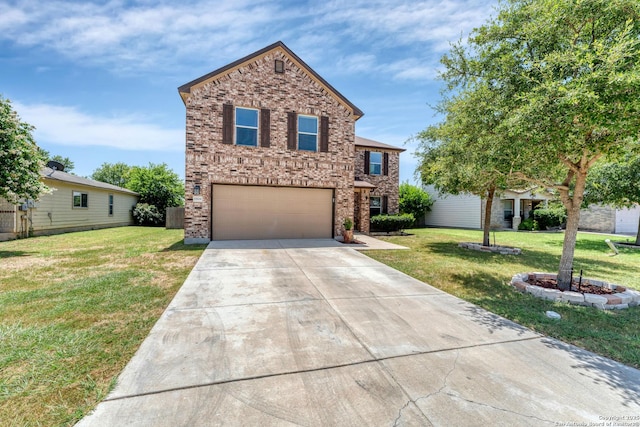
[298,115,318,151]
[235,107,258,146]
[73,191,88,208]
[369,152,382,175]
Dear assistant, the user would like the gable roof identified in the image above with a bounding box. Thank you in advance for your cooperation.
[178,41,364,119]
[355,136,405,152]
[41,167,139,195]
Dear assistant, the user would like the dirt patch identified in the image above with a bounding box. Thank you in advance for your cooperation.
[526,277,623,295]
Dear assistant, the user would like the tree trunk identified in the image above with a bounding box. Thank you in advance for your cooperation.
[557,172,588,290]
[635,214,640,246]
[483,186,496,246]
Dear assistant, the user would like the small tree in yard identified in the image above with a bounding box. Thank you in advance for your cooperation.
[127,163,184,225]
[436,0,640,289]
[584,154,640,245]
[399,182,433,226]
[0,96,48,202]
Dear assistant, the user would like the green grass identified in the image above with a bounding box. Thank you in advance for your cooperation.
[363,228,640,368]
[0,227,206,426]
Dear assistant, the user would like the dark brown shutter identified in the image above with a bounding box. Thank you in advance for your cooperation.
[320,116,329,152]
[222,103,233,145]
[364,151,370,174]
[382,195,388,214]
[383,152,389,175]
[260,108,270,147]
[287,112,297,150]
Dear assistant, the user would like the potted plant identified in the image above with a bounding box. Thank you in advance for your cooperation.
[342,217,354,243]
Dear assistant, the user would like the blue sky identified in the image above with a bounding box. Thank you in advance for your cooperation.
[1,0,496,184]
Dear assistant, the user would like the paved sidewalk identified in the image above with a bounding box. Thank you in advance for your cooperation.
[77,239,640,426]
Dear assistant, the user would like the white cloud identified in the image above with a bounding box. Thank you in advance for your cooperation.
[0,0,494,77]
[13,102,183,151]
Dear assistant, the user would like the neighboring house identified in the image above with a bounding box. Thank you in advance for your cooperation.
[424,186,552,230]
[179,41,403,243]
[354,136,404,233]
[579,204,640,234]
[0,165,139,241]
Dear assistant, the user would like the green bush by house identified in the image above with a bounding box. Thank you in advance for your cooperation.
[370,213,415,232]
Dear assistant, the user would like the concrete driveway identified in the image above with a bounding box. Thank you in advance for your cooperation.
[78,239,640,426]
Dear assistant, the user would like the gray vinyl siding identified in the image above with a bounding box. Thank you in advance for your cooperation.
[423,185,482,229]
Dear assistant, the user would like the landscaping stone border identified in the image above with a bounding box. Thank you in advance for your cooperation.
[459,242,522,255]
[511,272,640,310]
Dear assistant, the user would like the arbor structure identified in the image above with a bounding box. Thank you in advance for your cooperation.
[584,154,640,245]
[433,0,640,288]
[0,96,47,202]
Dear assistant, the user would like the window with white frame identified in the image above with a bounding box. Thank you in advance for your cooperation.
[108,194,114,216]
[235,107,258,146]
[369,152,382,175]
[73,191,88,208]
[298,115,318,151]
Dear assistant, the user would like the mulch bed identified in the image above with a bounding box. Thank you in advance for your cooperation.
[526,277,622,295]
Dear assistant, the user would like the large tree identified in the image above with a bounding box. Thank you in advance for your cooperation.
[127,163,184,217]
[439,0,640,288]
[583,154,640,245]
[0,96,47,202]
[417,83,522,246]
[91,162,132,188]
[40,149,75,173]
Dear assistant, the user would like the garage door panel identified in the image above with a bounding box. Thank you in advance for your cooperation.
[212,185,333,240]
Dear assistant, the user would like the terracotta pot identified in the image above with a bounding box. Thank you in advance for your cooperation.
[342,230,353,243]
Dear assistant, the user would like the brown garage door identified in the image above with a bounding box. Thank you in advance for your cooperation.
[211,185,334,240]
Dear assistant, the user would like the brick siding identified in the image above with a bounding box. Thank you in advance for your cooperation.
[183,48,356,242]
[354,148,401,214]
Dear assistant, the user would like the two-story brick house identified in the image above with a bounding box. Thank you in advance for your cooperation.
[179,41,402,243]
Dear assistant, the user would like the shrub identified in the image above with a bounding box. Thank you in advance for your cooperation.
[370,213,415,232]
[533,205,567,229]
[399,183,434,226]
[132,203,164,226]
[518,217,539,231]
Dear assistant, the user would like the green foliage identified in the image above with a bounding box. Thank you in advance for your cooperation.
[533,205,567,230]
[370,214,415,232]
[127,163,184,219]
[91,162,131,188]
[433,0,640,287]
[0,96,48,202]
[518,218,539,231]
[93,162,184,224]
[343,217,353,230]
[132,203,164,226]
[40,149,75,172]
[399,182,433,224]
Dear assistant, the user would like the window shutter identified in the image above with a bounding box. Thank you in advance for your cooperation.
[364,151,370,174]
[383,152,389,175]
[320,116,329,152]
[287,112,297,150]
[222,103,233,145]
[260,108,270,147]
[382,195,388,214]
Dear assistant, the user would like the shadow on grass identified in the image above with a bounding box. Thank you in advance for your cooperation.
[424,241,640,277]
[541,338,640,407]
[162,240,208,252]
[0,250,32,259]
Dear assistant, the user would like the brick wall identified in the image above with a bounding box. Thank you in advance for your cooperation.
[354,148,400,214]
[579,204,615,233]
[183,48,356,242]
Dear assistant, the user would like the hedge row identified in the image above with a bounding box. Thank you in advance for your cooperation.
[370,213,415,232]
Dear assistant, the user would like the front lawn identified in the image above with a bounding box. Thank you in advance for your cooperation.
[364,228,640,369]
[0,227,206,426]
